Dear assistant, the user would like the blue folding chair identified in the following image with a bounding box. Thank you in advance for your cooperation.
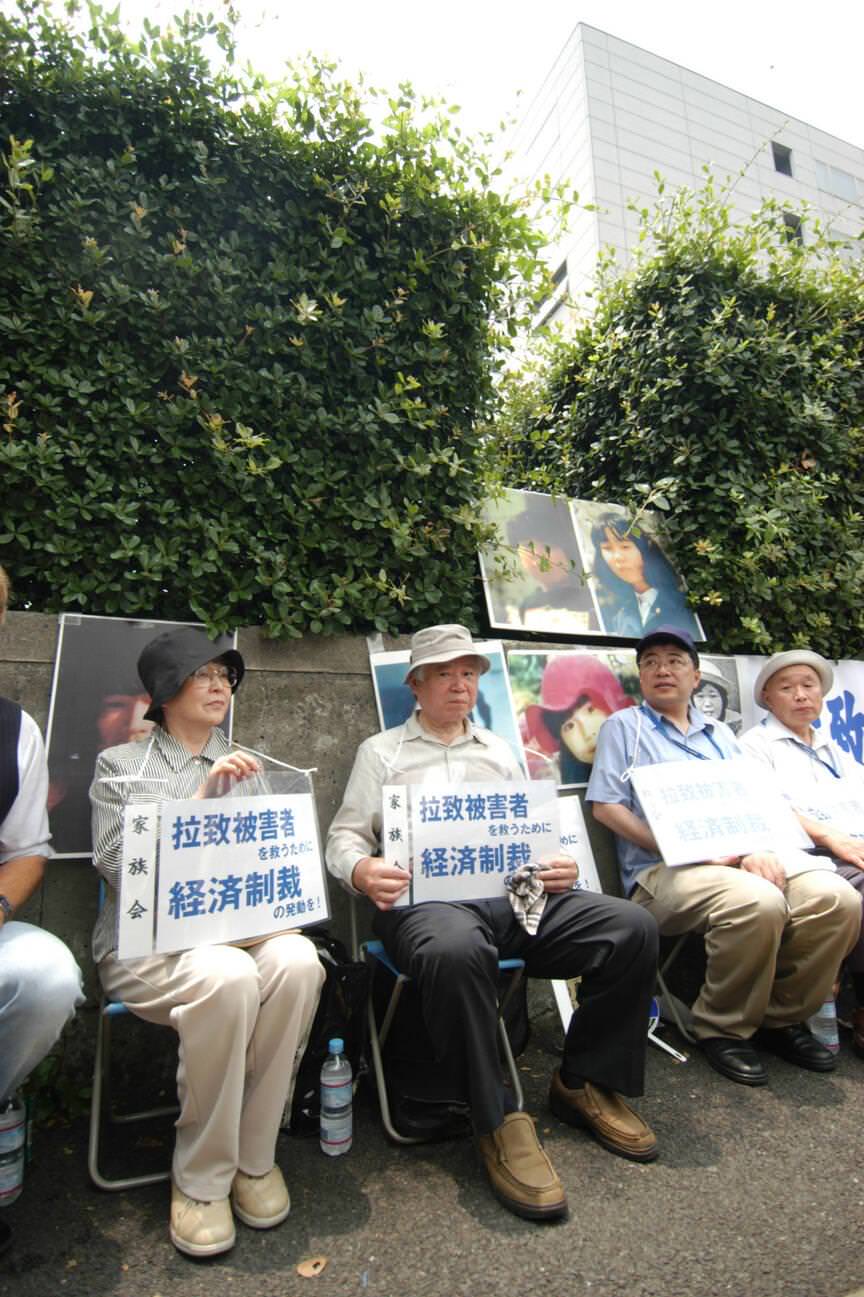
[87,883,178,1190]
[363,938,526,1145]
[87,993,180,1190]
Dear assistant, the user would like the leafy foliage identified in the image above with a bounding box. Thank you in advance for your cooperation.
[0,0,550,636]
[496,181,864,656]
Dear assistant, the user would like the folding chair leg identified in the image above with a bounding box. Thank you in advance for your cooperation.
[88,1003,175,1191]
[657,935,698,1045]
[496,963,524,1110]
[366,995,425,1146]
[496,1017,524,1110]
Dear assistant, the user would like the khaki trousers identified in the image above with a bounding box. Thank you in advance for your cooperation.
[99,935,325,1200]
[632,865,860,1040]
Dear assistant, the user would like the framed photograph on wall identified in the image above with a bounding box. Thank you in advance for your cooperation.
[571,499,705,641]
[479,487,601,636]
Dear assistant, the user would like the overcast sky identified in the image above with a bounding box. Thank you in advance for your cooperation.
[7,1,863,150]
[88,0,864,151]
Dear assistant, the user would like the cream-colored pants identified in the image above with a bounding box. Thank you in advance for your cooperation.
[99,935,325,1200]
[633,865,860,1040]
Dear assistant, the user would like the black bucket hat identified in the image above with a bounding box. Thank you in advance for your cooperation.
[138,627,244,721]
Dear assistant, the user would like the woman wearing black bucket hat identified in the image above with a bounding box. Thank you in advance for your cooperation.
[89,626,324,1258]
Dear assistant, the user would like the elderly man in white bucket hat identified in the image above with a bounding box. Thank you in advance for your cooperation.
[741,649,864,1057]
[327,624,659,1222]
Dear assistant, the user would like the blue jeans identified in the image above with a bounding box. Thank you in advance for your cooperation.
[0,922,83,1099]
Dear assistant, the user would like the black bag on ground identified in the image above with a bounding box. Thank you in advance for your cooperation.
[370,957,530,1141]
[289,932,370,1136]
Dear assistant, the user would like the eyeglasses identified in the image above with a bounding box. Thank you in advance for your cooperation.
[638,654,693,673]
[190,664,238,689]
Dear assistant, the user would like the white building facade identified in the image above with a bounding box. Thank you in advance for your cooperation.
[510,25,864,323]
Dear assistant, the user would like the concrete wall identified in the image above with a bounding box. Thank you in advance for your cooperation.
[0,613,622,1093]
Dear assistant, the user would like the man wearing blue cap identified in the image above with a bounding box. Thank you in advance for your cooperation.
[588,627,859,1087]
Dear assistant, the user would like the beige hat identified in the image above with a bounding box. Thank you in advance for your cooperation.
[753,650,834,708]
[405,624,490,681]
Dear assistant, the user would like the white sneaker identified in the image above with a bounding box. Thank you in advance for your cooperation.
[170,1181,235,1257]
[231,1166,291,1229]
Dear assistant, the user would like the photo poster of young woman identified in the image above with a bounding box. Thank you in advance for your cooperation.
[509,647,640,788]
[45,613,235,858]
[478,487,602,637]
[691,656,743,735]
[570,499,706,642]
[369,641,528,775]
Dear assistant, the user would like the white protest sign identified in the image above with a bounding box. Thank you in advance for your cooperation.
[793,780,864,840]
[117,792,329,957]
[629,756,812,868]
[383,781,560,904]
[557,795,602,893]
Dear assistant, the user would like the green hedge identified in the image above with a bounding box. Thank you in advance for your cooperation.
[0,2,545,636]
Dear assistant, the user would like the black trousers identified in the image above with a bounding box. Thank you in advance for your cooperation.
[373,890,658,1135]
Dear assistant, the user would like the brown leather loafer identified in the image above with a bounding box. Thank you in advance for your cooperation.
[476,1111,567,1220]
[548,1073,658,1162]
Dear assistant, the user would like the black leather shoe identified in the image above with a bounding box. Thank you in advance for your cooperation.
[754,1023,836,1072]
[700,1036,768,1086]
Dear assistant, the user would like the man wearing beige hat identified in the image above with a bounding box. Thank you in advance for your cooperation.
[741,649,864,1057]
[327,624,659,1222]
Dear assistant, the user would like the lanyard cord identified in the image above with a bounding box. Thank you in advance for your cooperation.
[786,735,841,779]
[621,704,725,782]
[95,732,166,790]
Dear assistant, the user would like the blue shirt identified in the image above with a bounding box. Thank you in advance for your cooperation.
[587,702,741,895]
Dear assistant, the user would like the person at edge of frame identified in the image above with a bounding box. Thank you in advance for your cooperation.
[741,649,864,1059]
[0,564,83,1258]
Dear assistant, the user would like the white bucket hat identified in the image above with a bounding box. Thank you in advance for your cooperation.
[753,650,834,707]
[405,624,490,682]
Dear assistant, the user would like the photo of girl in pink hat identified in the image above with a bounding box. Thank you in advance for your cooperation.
[510,650,639,787]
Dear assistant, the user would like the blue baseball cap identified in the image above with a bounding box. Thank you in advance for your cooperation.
[636,625,699,666]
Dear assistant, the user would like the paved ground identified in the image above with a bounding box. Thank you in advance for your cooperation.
[3,1013,863,1297]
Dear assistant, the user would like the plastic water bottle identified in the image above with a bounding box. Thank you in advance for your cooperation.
[808,997,840,1053]
[0,1093,26,1205]
[320,1038,352,1156]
